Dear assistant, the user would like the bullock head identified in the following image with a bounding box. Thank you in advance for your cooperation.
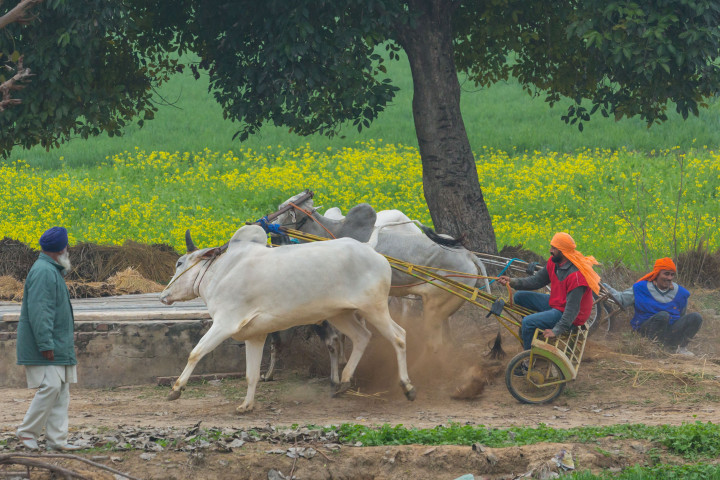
[160,230,221,305]
[273,190,318,227]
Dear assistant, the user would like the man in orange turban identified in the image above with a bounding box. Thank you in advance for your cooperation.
[498,233,600,373]
[603,257,702,356]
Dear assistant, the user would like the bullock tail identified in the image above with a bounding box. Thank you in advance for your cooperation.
[419,225,464,248]
[487,331,506,359]
[470,255,492,292]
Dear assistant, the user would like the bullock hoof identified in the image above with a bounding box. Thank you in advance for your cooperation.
[236,404,254,414]
[332,382,351,397]
[404,385,417,401]
[167,389,183,401]
[261,374,274,382]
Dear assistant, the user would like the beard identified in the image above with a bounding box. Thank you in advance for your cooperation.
[57,251,72,276]
[551,253,564,264]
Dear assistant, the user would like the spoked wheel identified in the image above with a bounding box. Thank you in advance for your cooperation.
[585,301,599,335]
[505,350,566,404]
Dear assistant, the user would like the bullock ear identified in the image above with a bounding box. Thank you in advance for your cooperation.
[200,247,222,259]
[185,230,198,253]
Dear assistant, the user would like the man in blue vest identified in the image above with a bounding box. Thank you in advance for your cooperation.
[603,257,702,356]
[16,227,82,451]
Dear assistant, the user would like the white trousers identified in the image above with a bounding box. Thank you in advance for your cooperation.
[17,365,76,447]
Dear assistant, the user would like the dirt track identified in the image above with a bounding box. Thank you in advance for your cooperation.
[1,293,719,479]
[2,336,719,479]
[2,339,718,432]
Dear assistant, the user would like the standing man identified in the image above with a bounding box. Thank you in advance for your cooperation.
[497,232,601,361]
[16,227,81,451]
[603,257,702,356]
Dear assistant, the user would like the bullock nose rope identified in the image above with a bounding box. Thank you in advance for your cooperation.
[163,257,206,291]
[163,250,223,295]
[193,250,223,296]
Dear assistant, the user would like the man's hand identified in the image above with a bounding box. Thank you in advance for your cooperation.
[41,350,55,361]
[542,329,555,339]
[497,275,511,286]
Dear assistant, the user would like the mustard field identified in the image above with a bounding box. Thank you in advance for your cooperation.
[2,140,718,269]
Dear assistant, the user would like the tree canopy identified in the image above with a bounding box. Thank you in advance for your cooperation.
[0,0,176,153]
[2,0,719,252]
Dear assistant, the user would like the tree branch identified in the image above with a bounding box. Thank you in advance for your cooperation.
[0,0,42,29]
[0,56,33,111]
[0,452,143,480]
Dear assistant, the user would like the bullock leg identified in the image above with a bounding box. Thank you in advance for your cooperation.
[237,334,267,413]
[327,312,372,397]
[313,321,344,387]
[261,332,279,382]
[361,306,416,401]
[168,323,235,401]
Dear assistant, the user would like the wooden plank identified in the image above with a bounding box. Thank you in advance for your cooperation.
[156,372,244,386]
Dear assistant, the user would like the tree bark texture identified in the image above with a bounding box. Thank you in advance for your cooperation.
[396,0,498,254]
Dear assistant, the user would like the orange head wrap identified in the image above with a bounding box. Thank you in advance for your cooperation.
[637,257,677,283]
[550,232,601,294]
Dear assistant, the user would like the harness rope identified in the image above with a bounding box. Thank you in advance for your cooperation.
[258,201,532,345]
[287,201,337,239]
[163,249,223,296]
[280,226,532,344]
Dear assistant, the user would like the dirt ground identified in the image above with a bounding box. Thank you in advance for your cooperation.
[2,313,719,479]
[1,240,719,479]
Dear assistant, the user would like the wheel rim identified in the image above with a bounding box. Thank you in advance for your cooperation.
[508,353,565,403]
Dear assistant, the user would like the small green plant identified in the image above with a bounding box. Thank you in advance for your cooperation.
[562,387,579,398]
[335,421,720,459]
[658,422,720,459]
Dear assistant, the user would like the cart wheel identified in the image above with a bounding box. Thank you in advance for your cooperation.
[585,301,600,336]
[505,350,566,404]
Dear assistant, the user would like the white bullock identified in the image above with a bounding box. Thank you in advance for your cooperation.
[325,207,423,235]
[275,193,492,353]
[160,225,416,412]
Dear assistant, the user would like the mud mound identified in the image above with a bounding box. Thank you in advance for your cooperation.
[9,268,168,301]
[499,244,545,265]
[107,267,164,294]
[0,238,179,284]
[597,260,641,287]
[0,276,23,301]
[68,240,179,283]
[677,242,720,289]
[65,281,116,299]
[0,238,39,280]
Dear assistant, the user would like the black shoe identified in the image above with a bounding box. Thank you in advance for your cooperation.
[513,361,528,377]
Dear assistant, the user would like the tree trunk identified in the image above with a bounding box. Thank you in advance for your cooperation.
[396,0,498,254]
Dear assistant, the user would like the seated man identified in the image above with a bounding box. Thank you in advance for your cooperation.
[603,257,702,356]
[498,232,601,372]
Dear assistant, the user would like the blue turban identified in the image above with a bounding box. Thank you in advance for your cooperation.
[39,226,68,252]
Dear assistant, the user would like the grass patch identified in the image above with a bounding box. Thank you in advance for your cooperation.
[6,53,720,170]
[571,463,720,480]
[1,143,718,269]
[335,422,720,459]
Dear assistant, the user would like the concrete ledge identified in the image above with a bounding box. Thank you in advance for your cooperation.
[0,319,248,388]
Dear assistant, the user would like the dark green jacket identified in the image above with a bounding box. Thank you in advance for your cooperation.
[16,253,76,365]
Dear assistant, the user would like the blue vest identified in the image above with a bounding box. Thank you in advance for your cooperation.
[631,281,689,330]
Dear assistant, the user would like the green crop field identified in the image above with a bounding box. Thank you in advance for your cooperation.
[2,53,719,269]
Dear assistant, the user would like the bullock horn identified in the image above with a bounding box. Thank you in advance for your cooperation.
[185,229,198,253]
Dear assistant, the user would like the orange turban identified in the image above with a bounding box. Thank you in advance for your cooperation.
[637,257,677,283]
[550,232,601,294]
